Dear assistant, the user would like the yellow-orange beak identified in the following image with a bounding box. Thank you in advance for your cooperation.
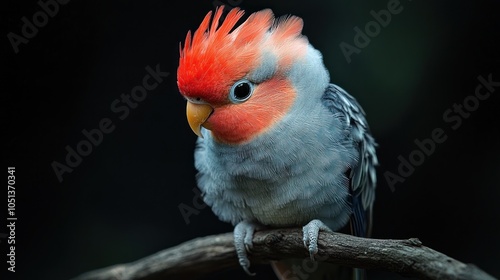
[186,102,213,138]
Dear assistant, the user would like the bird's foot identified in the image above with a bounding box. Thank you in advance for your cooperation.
[234,221,263,276]
[302,219,332,260]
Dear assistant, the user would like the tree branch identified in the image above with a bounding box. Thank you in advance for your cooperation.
[72,228,496,280]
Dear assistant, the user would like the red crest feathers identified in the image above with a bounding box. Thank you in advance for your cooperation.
[177,6,307,104]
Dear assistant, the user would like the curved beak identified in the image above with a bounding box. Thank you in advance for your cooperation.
[186,102,213,138]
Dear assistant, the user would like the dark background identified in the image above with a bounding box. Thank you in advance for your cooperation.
[3,0,500,279]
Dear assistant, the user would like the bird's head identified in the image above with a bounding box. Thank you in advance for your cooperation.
[177,6,329,144]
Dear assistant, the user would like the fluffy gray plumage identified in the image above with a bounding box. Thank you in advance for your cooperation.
[195,45,377,231]
[193,44,378,278]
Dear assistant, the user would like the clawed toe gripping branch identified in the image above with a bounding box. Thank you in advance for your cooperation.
[72,228,496,280]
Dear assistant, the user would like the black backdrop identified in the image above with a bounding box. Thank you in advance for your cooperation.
[4,0,500,279]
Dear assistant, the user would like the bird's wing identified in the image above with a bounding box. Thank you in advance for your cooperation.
[321,83,378,238]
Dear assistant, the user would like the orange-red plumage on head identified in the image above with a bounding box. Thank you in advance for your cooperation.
[177,6,308,105]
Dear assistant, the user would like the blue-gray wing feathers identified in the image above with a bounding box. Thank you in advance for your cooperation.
[322,84,378,237]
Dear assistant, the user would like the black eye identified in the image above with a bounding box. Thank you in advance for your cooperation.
[229,79,254,103]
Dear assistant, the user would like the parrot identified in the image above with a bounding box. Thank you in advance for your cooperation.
[176,5,378,280]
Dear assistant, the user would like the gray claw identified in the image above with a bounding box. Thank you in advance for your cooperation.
[302,219,332,260]
[234,221,262,276]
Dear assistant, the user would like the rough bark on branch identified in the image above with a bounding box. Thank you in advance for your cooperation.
[72,228,496,280]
